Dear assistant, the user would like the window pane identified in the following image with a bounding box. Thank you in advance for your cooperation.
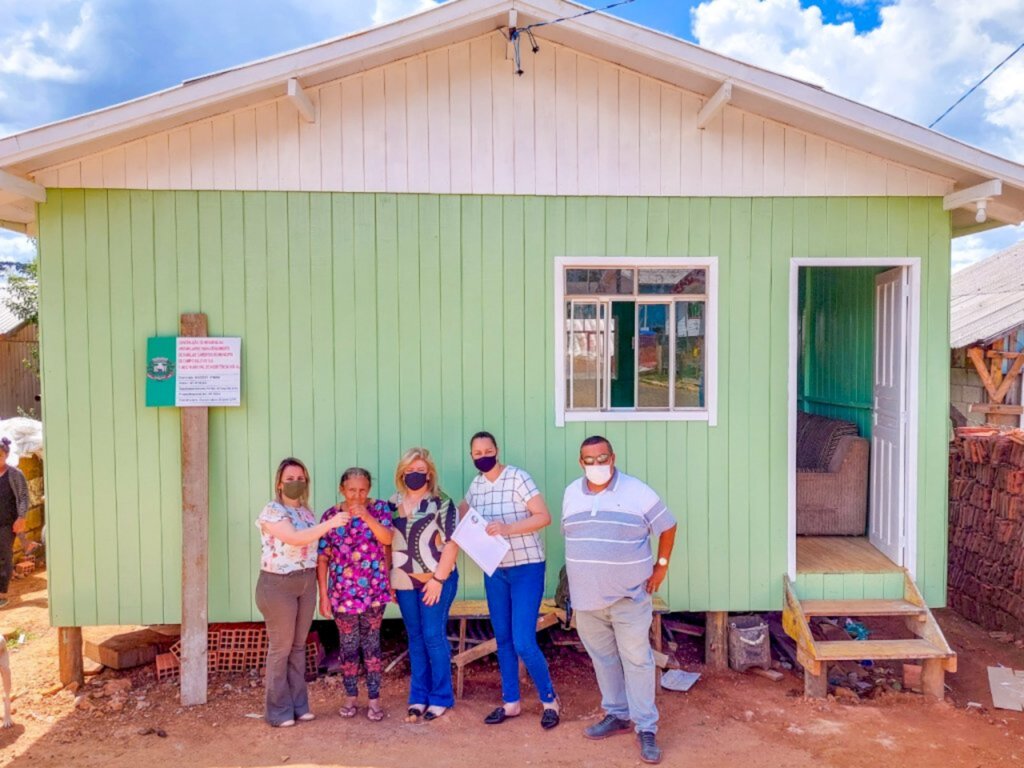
[567,302,605,409]
[637,304,670,409]
[566,268,634,295]
[638,268,706,295]
[674,301,705,408]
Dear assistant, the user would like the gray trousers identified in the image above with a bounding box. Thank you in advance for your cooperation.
[255,569,316,725]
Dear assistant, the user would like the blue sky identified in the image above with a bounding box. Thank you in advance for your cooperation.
[1,0,1022,269]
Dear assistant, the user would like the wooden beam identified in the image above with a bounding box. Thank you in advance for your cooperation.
[942,179,1002,211]
[921,658,945,700]
[58,627,84,687]
[804,664,829,698]
[969,403,1023,415]
[286,78,316,123]
[180,312,210,706]
[697,82,732,129]
[993,353,1024,403]
[0,169,45,203]
[967,347,1000,400]
[704,611,728,670]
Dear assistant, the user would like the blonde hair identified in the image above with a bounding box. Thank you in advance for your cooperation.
[394,447,440,497]
[274,457,311,508]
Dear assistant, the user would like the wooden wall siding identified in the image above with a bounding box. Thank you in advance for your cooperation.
[37,191,951,626]
[799,267,879,438]
[32,35,952,200]
[0,324,39,417]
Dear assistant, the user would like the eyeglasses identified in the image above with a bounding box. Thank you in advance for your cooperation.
[580,453,612,466]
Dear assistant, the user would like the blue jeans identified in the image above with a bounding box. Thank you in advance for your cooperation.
[395,571,459,708]
[575,594,658,733]
[484,561,556,704]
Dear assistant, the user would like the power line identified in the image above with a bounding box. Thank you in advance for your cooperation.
[929,41,1024,128]
[508,0,638,76]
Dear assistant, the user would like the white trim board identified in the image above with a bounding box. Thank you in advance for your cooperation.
[553,256,719,427]
[786,257,920,581]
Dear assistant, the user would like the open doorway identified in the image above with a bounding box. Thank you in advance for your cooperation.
[788,259,920,579]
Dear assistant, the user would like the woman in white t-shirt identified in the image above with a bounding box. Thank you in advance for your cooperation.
[255,457,346,728]
[461,431,559,729]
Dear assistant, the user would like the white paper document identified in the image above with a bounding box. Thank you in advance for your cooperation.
[452,508,510,577]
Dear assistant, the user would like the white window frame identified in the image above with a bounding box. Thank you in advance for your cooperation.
[554,256,719,426]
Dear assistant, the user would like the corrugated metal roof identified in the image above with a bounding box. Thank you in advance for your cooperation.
[0,286,24,336]
[950,240,1024,349]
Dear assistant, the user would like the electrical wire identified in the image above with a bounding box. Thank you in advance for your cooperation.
[508,0,638,75]
[929,41,1024,128]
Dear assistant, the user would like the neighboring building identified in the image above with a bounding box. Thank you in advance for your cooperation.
[950,241,1024,428]
[0,287,39,417]
[1,0,1023,632]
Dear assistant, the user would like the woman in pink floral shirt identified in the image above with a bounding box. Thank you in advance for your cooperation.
[317,467,393,721]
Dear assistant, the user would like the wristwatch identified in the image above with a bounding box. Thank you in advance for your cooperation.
[657,557,669,567]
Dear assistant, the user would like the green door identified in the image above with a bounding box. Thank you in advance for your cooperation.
[610,301,635,408]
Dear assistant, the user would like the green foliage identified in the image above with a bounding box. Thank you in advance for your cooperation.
[5,256,38,324]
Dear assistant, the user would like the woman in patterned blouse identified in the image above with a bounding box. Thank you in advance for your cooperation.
[461,431,559,729]
[254,458,346,728]
[317,467,393,721]
[388,447,460,722]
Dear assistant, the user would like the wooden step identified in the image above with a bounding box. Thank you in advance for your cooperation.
[813,638,950,662]
[800,599,927,617]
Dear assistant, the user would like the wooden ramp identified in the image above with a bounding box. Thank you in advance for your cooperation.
[783,571,956,699]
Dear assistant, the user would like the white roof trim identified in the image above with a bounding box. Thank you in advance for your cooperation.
[1,0,1023,230]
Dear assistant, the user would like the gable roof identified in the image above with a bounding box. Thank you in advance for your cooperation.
[951,240,1024,348]
[2,0,1023,236]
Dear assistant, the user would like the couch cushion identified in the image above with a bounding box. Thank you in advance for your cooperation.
[796,412,860,471]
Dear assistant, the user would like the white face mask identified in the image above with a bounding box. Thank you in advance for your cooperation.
[584,464,613,485]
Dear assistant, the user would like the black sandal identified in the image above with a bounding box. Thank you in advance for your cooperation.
[485,707,510,725]
[405,705,425,722]
[540,707,560,730]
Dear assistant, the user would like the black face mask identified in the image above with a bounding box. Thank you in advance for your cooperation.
[404,471,428,491]
[473,455,498,473]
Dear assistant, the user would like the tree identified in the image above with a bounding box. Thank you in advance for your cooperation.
[5,256,38,324]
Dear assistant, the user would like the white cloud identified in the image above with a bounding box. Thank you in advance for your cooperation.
[0,2,94,82]
[0,232,36,265]
[372,0,438,26]
[692,0,1024,162]
[952,224,1024,273]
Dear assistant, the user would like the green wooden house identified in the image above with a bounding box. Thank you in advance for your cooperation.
[2,2,1023,685]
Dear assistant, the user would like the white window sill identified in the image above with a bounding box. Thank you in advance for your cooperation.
[559,410,714,425]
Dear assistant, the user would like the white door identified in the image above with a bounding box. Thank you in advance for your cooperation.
[870,267,909,564]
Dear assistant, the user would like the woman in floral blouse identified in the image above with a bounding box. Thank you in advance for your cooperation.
[317,467,393,721]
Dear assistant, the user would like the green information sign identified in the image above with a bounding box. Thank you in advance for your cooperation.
[146,336,242,407]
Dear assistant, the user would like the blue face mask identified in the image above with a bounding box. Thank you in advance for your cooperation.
[404,471,428,491]
[473,455,498,473]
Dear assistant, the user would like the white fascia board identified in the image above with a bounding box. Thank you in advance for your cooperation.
[0,0,508,169]
[697,81,733,129]
[287,78,316,123]
[0,169,45,203]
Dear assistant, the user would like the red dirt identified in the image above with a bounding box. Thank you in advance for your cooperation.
[2,569,1023,767]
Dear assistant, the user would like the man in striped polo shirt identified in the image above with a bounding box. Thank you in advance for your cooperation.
[562,435,677,765]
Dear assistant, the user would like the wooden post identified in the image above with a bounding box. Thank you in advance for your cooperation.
[921,658,946,701]
[180,313,210,706]
[58,626,84,687]
[704,611,728,670]
[804,664,829,699]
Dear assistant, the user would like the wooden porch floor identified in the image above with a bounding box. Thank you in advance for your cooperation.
[797,536,901,574]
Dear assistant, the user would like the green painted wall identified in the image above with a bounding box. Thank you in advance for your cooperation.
[798,267,882,438]
[37,191,952,626]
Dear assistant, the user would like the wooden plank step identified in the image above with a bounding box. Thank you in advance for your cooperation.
[812,638,950,662]
[800,599,927,617]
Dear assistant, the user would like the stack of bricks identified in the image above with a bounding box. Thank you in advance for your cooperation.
[948,427,1024,633]
[157,625,320,681]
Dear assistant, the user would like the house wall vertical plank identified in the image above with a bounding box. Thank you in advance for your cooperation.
[426,50,453,194]
[405,58,431,193]
[447,43,472,193]
[362,70,387,192]
[167,130,192,189]
[297,93,322,192]
[490,35,515,195]
[469,39,494,195]
[384,64,409,192]
[574,56,599,196]
[319,85,344,191]
[340,78,365,191]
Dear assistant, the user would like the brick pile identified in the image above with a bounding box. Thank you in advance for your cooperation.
[948,427,1024,633]
[154,624,320,682]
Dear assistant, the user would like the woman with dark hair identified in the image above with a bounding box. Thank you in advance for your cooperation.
[254,457,346,727]
[461,431,559,729]
[0,438,29,609]
[317,467,393,721]
[388,447,460,722]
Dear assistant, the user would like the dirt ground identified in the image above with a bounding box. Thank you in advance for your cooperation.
[1,568,1023,768]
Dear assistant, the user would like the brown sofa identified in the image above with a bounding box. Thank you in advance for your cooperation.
[796,412,869,536]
